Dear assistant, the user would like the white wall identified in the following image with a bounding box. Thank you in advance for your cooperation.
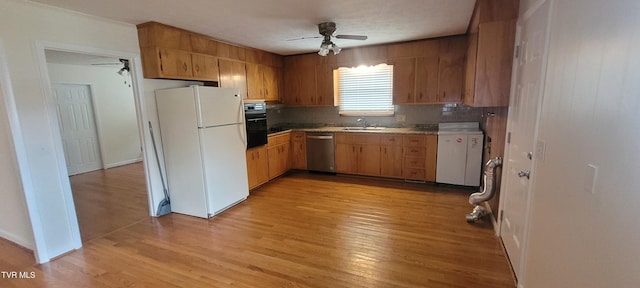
[522,0,640,286]
[47,63,142,169]
[0,0,144,261]
[0,57,33,249]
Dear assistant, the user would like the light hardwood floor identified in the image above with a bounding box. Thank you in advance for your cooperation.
[1,171,515,287]
[70,162,150,242]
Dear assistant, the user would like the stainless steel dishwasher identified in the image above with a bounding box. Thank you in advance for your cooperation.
[306,132,335,173]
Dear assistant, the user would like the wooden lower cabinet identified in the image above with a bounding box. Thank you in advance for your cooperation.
[402,134,438,181]
[334,133,381,176]
[380,134,404,178]
[246,146,269,189]
[267,133,291,179]
[290,131,306,169]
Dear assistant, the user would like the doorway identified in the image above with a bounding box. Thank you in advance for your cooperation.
[499,0,551,284]
[45,49,150,242]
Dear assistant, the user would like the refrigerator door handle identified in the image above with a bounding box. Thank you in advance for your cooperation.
[238,100,248,149]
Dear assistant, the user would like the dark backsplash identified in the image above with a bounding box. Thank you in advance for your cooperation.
[266,104,494,130]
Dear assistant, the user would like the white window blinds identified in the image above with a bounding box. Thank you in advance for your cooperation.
[337,64,394,116]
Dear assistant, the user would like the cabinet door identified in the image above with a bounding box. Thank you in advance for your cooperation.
[279,143,290,173]
[267,145,280,179]
[316,64,335,106]
[298,68,317,106]
[392,58,416,104]
[219,59,248,99]
[381,145,403,178]
[358,145,381,176]
[191,54,219,81]
[159,48,192,78]
[464,30,479,105]
[262,65,280,102]
[246,147,268,189]
[425,135,438,182]
[415,56,439,103]
[437,55,464,103]
[291,132,306,170]
[335,143,357,174]
[246,62,264,99]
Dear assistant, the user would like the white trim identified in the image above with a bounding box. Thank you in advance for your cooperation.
[104,158,143,169]
[0,38,48,262]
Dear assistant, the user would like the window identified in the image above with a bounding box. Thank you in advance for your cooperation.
[336,64,394,116]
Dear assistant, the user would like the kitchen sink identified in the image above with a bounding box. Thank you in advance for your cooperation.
[342,127,387,131]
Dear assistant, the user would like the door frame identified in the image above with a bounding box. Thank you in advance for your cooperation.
[30,41,156,262]
[51,82,106,175]
[497,0,553,286]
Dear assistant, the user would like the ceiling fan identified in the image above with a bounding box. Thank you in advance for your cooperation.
[289,22,368,56]
[91,58,130,75]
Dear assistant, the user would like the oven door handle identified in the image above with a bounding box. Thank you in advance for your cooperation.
[246,118,267,122]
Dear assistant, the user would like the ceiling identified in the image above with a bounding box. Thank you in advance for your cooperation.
[30,0,476,56]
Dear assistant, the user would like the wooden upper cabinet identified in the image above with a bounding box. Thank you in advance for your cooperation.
[158,48,193,78]
[315,64,335,106]
[284,55,323,106]
[464,0,518,107]
[464,20,516,107]
[246,62,264,99]
[262,65,280,102]
[415,56,439,103]
[247,63,281,101]
[191,54,219,81]
[437,54,464,103]
[218,59,247,99]
[392,58,416,104]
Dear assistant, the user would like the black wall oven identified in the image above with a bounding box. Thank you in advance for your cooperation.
[244,101,267,149]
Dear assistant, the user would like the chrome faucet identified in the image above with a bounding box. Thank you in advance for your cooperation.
[356,118,368,128]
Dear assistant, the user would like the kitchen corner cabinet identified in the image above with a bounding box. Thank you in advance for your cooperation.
[335,133,381,177]
[247,63,281,101]
[267,133,291,179]
[290,131,307,169]
[246,146,269,190]
[464,19,516,107]
[218,59,248,99]
[380,134,404,178]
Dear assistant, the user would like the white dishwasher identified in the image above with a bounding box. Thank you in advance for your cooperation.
[436,122,484,186]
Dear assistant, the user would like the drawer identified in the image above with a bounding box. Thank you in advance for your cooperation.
[381,134,403,146]
[404,135,426,147]
[403,168,425,180]
[291,131,305,141]
[268,132,291,147]
[404,146,426,158]
[404,157,426,169]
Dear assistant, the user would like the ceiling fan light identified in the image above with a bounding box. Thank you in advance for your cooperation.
[332,44,341,55]
[318,47,330,56]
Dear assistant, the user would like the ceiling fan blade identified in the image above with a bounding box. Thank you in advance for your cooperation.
[286,36,322,41]
[335,35,368,40]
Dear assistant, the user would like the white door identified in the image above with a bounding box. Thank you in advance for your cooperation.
[500,0,550,281]
[52,83,103,175]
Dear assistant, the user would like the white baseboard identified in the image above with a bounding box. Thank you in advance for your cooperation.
[104,158,143,169]
[0,229,34,250]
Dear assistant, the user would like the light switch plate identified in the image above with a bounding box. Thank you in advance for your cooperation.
[396,114,406,122]
[584,164,598,194]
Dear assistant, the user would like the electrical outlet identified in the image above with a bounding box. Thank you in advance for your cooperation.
[396,114,406,122]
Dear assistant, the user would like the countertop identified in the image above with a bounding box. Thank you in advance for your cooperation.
[267,126,438,136]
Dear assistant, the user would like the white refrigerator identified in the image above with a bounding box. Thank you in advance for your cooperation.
[155,86,249,218]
